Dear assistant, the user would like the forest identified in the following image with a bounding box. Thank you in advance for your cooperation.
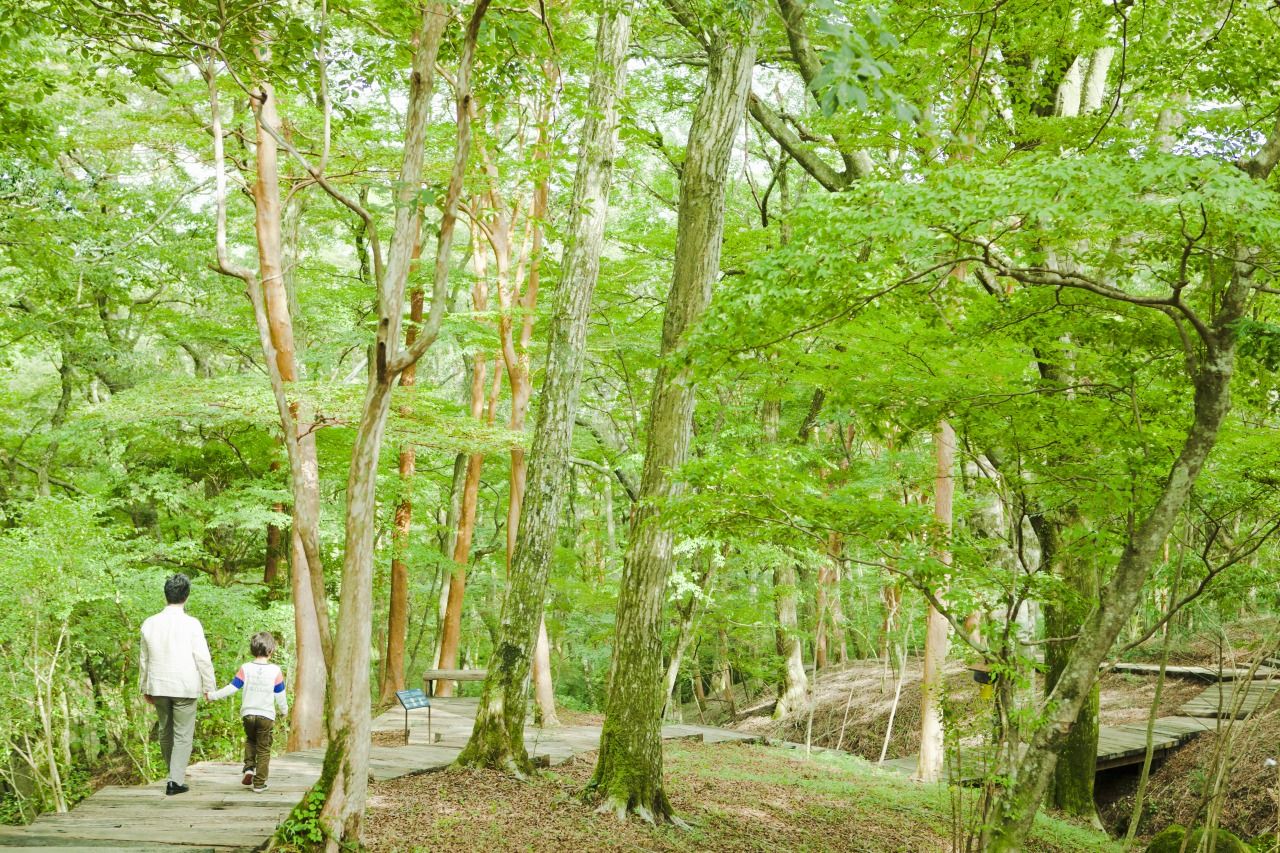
[1,0,1279,850]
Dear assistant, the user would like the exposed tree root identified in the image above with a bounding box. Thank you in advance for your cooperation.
[582,782,686,828]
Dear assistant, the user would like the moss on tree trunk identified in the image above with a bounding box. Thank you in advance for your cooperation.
[1042,530,1101,821]
[587,12,760,821]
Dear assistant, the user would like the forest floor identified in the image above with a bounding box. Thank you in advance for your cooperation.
[359,740,1116,852]
[719,659,1206,761]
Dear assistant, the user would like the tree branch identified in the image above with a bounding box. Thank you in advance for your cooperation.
[1237,111,1280,180]
[748,94,849,191]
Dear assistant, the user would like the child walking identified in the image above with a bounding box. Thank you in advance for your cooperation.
[208,631,288,792]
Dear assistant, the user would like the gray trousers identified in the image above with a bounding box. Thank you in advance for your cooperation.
[154,697,197,785]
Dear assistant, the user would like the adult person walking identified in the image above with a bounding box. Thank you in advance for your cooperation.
[139,573,215,795]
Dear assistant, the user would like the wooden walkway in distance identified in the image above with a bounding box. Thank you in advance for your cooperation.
[882,677,1279,783]
[1107,661,1277,680]
[0,698,757,850]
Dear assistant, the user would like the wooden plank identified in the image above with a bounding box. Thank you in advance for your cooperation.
[0,836,221,852]
[1179,681,1280,719]
[0,845,226,851]
[1152,715,1222,735]
[420,669,487,681]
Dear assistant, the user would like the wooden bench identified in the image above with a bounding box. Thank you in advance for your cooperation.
[422,668,487,697]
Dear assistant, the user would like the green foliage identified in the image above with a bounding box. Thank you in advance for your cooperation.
[809,2,918,122]
[277,787,329,847]
[2,0,1280,842]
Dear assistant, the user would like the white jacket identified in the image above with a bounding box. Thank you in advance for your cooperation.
[139,605,216,699]
[209,661,289,720]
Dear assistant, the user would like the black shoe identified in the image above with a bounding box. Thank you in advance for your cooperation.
[165,781,189,796]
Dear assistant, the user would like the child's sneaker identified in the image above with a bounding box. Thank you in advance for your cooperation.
[242,771,254,786]
[252,783,269,793]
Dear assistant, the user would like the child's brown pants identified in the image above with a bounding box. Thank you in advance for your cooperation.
[241,715,274,786]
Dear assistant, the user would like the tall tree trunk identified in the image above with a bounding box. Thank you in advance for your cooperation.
[378,279,424,706]
[249,58,329,750]
[662,557,717,720]
[491,90,561,726]
[433,452,467,668]
[457,4,632,774]
[880,583,901,660]
[915,419,954,783]
[1036,512,1101,822]
[764,396,807,719]
[264,502,283,586]
[532,623,557,724]
[1009,61,1107,811]
[828,534,848,664]
[587,15,759,821]
[718,627,736,719]
[309,4,460,846]
[435,314,492,696]
[815,563,830,670]
[288,449,328,750]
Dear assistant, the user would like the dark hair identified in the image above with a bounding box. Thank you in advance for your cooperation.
[164,574,191,605]
[250,631,277,658]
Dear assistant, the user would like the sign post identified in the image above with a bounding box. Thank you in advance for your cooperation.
[395,688,431,743]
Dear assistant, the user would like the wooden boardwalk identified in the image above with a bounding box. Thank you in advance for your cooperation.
[1179,680,1280,718]
[0,698,757,850]
[1107,662,1277,680]
[882,677,1278,783]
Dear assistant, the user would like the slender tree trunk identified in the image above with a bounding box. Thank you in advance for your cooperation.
[433,452,467,668]
[587,16,759,821]
[663,559,717,720]
[491,92,561,727]
[457,4,632,774]
[378,280,424,706]
[764,396,807,718]
[718,627,736,719]
[435,346,491,695]
[289,474,328,748]
[264,504,283,586]
[915,419,954,783]
[829,540,848,664]
[815,563,830,670]
[1037,512,1101,822]
[250,61,329,749]
[880,583,901,660]
[532,622,557,724]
